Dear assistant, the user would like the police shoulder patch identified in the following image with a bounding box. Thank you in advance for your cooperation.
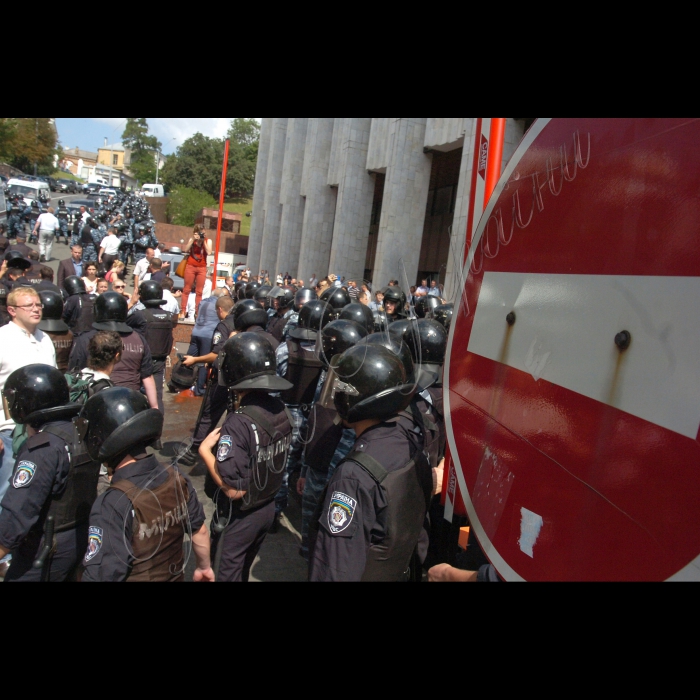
[213,332,223,345]
[328,491,357,534]
[217,435,233,462]
[85,526,103,562]
[13,461,37,488]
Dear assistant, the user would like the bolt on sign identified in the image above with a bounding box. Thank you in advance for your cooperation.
[445,118,700,581]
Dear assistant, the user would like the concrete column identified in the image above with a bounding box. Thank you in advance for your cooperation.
[246,118,273,275]
[258,117,288,281]
[327,118,375,284]
[372,118,432,291]
[275,118,308,279]
[297,118,336,285]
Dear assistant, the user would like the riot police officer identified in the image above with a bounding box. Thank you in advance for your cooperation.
[0,364,94,581]
[55,199,71,245]
[319,286,351,320]
[197,333,293,582]
[137,280,177,415]
[7,204,24,242]
[61,275,96,336]
[282,287,317,341]
[309,344,433,581]
[266,285,296,342]
[380,286,407,325]
[38,290,74,372]
[80,387,214,582]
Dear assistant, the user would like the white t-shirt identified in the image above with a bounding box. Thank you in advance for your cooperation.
[100,235,121,256]
[162,290,181,315]
[36,212,60,232]
[0,322,57,432]
[133,257,151,283]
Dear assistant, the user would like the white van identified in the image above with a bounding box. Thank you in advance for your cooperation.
[7,178,51,207]
[141,183,165,197]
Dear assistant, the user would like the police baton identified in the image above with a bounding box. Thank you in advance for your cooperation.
[32,514,55,583]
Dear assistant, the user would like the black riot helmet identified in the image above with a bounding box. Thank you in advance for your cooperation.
[232,298,268,331]
[138,279,167,307]
[415,295,442,319]
[244,280,261,299]
[319,286,351,316]
[268,285,295,311]
[356,333,415,384]
[80,387,163,467]
[338,302,375,334]
[332,345,415,424]
[318,319,368,368]
[3,364,81,428]
[58,199,65,207]
[431,303,453,331]
[294,287,317,311]
[290,300,334,341]
[234,281,247,301]
[37,290,69,332]
[217,332,293,392]
[382,286,407,318]
[92,291,131,333]
[63,274,87,296]
[253,285,273,308]
[400,318,447,389]
[4,249,32,272]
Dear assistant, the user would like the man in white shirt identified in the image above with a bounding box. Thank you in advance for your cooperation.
[132,247,156,290]
[160,277,181,316]
[427,280,442,297]
[0,287,57,509]
[415,279,429,298]
[32,207,61,263]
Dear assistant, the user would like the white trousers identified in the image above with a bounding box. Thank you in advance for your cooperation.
[39,229,55,260]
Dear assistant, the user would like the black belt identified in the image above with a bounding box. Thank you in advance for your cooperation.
[152,356,168,361]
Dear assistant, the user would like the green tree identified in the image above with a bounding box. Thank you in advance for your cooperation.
[121,118,161,184]
[225,118,260,197]
[2,118,58,175]
[167,186,217,227]
[159,133,224,199]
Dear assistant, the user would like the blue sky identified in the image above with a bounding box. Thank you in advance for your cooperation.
[54,118,241,155]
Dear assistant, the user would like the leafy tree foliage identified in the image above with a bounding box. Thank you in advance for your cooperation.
[121,118,161,184]
[159,118,260,200]
[0,118,58,175]
[167,186,217,227]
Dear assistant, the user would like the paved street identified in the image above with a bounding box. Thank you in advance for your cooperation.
[40,205,309,582]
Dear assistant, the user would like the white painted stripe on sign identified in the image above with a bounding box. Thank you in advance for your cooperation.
[467,272,700,440]
[518,507,543,558]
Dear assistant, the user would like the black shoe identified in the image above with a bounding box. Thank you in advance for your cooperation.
[39,255,45,262]
[153,439,163,451]
[178,447,198,467]
[269,513,281,534]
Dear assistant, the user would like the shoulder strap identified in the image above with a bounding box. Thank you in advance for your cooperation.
[236,405,276,439]
[42,424,75,451]
[344,451,388,484]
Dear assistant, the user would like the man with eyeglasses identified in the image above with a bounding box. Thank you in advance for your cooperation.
[0,287,56,577]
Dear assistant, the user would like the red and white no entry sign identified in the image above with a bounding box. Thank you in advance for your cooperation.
[445,118,700,580]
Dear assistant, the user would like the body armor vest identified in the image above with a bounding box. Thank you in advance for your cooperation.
[47,329,74,372]
[346,449,432,582]
[70,294,96,336]
[109,466,189,582]
[57,207,69,221]
[140,308,174,359]
[42,422,102,533]
[235,400,293,512]
[279,338,323,406]
[398,396,441,469]
[267,313,288,343]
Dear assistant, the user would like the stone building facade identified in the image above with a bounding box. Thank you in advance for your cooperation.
[249,118,531,299]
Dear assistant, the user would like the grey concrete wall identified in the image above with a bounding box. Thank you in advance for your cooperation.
[246,117,272,275]
[366,117,391,172]
[424,117,468,151]
[327,119,349,187]
[372,118,433,290]
[296,118,336,285]
[327,118,374,284]
[258,117,288,279]
[275,117,308,278]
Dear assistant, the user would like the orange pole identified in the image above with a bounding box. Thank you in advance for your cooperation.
[213,138,230,285]
[484,118,506,205]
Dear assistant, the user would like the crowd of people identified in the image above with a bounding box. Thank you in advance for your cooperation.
[0,192,496,582]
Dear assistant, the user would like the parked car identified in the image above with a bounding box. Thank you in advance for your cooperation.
[98,187,118,197]
[84,182,102,194]
[56,178,78,194]
[47,177,58,192]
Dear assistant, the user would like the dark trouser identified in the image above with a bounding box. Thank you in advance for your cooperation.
[152,360,166,415]
[102,253,117,275]
[4,523,89,582]
[211,499,275,582]
[187,333,212,395]
[192,382,229,448]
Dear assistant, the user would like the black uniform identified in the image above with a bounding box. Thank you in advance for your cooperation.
[0,423,89,582]
[309,419,433,582]
[62,293,96,336]
[192,321,279,449]
[138,306,177,415]
[210,392,292,582]
[81,455,205,582]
